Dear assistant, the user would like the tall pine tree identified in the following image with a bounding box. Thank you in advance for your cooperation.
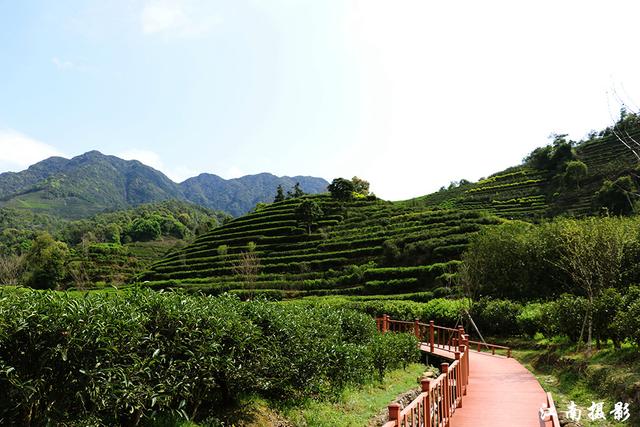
[274,185,285,203]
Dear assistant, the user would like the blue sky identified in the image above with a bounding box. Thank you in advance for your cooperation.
[1,1,640,200]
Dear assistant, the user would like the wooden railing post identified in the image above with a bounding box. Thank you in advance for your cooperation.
[388,403,400,426]
[454,351,462,408]
[414,318,421,340]
[463,335,470,379]
[421,378,431,427]
[441,363,450,422]
[508,348,512,358]
[429,320,435,352]
[383,314,389,333]
[459,344,467,395]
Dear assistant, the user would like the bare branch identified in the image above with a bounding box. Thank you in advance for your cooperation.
[0,254,25,286]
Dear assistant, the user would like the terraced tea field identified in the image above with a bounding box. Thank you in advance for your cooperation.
[140,195,500,299]
[406,130,639,218]
[405,167,551,218]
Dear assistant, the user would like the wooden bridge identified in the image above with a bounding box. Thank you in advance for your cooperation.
[376,315,561,427]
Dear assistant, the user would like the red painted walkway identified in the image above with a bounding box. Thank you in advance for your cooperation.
[425,346,547,427]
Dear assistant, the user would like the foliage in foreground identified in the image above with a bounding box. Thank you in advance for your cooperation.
[0,289,418,426]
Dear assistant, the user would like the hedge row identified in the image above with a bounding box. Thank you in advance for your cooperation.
[0,289,419,426]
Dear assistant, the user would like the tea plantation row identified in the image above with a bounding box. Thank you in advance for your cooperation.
[139,196,500,298]
[0,288,418,426]
[406,127,640,218]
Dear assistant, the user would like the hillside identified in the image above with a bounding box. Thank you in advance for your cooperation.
[139,115,640,299]
[0,200,230,286]
[405,122,640,219]
[0,151,328,218]
[140,194,500,299]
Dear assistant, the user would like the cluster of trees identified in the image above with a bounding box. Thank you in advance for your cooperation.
[0,201,226,256]
[462,291,640,350]
[596,174,638,215]
[0,201,227,289]
[523,134,594,190]
[273,182,305,203]
[0,233,69,289]
[460,216,640,352]
[524,134,576,171]
[62,201,227,245]
[328,176,374,201]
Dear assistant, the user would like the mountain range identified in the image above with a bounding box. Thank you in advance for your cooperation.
[0,151,328,218]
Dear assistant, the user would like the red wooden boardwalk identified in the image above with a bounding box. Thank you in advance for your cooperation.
[378,316,557,427]
[442,349,546,426]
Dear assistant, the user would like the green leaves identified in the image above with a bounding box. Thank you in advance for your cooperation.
[0,289,416,425]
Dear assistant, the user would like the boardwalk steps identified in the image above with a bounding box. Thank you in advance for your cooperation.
[376,315,560,427]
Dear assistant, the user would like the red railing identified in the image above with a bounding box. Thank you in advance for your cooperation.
[381,351,468,427]
[376,314,514,427]
[377,315,470,427]
[467,339,512,358]
[539,392,561,427]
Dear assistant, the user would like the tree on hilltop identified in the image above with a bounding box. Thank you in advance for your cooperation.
[286,182,306,199]
[328,178,355,201]
[608,105,640,162]
[524,134,576,171]
[292,182,305,198]
[274,185,285,203]
[351,176,370,196]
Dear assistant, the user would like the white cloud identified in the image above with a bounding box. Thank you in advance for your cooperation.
[0,129,65,172]
[51,57,89,72]
[52,57,75,70]
[141,0,221,38]
[117,148,195,182]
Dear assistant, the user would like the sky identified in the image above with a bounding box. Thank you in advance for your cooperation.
[1,1,640,200]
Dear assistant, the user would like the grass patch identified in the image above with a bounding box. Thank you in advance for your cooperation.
[510,339,637,427]
[283,363,426,427]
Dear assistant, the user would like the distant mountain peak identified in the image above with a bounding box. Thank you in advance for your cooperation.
[0,150,328,218]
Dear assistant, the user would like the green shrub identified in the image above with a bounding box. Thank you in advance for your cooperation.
[542,294,588,341]
[0,289,418,425]
[612,286,640,348]
[471,298,523,336]
[370,332,419,380]
[593,288,624,347]
[618,300,640,347]
[516,302,547,337]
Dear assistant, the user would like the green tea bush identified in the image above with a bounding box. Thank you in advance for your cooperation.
[370,332,419,380]
[592,288,624,347]
[613,286,640,348]
[542,294,588,341]
[471,298,523,336]
[0,289,418,426]
[618,300,640,347]
[516,302,548,337]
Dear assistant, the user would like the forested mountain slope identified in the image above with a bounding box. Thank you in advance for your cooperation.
[0,151,328,218]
